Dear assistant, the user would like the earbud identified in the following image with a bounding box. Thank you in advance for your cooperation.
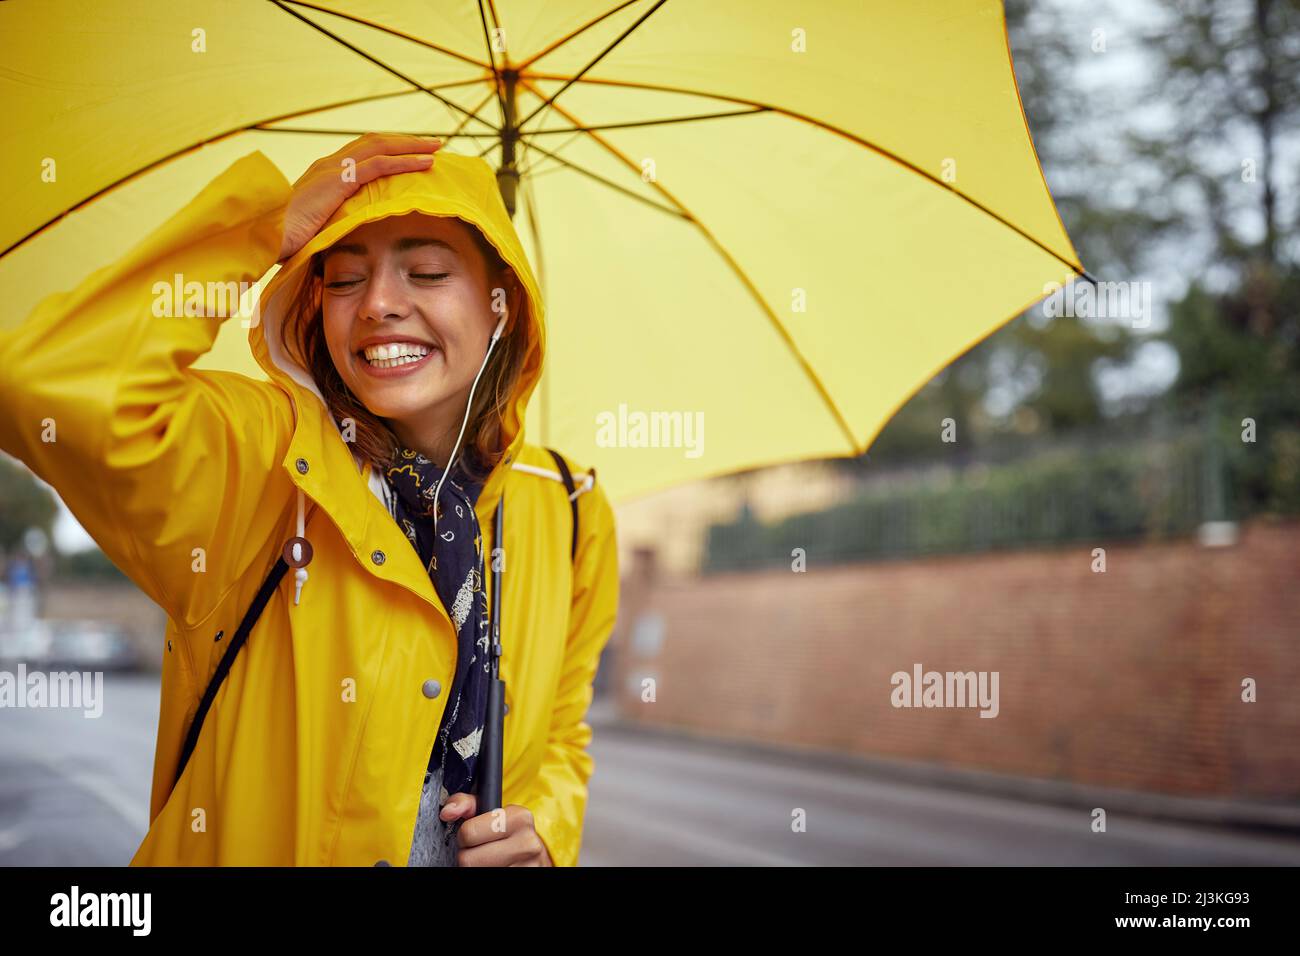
[491,311,507,344]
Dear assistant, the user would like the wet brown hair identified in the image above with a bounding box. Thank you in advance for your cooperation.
[277,221,530,484]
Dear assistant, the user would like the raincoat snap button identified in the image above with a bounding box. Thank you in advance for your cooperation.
[371,549,386,566]
[422,679,442,699]
[374,859,391,867]
[295,457,309,474]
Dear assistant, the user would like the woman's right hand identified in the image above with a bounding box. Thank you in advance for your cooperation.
[277,133,443,262]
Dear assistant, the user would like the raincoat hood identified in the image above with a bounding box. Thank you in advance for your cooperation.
[253,149,546,482]
[249,151,547,604]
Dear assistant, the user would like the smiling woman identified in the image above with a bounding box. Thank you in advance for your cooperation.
[260,135,615,868]
[265,163,553,867]
[0,133,619,867]
[279,212,531,482]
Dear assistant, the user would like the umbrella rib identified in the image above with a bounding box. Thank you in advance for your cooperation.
[516,135,586,177]
[3,74,509,259]
[516,79,860,453]
[510,139,687,220]
[516,157,571,180]
[516,172,551,446]
[519,170,548,302]
[515,126,591,178]
[477,0,508,123]
[267,0,500,131]
[523,107,770,135]
[453,90,502,139]
[254,87,501,141]
[521,73,1087,276]
[516,0,644,71]
[276,0,491,69]
[254,126,498,138]
[516,0,670,131]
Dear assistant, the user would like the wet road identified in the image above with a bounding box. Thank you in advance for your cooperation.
[579,726,1300,866]
[3,673,1299,866]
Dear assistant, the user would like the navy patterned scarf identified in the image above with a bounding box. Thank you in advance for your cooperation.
[382,447,490,803]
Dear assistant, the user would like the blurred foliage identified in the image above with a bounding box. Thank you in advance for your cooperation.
[1,454,127,581]
[839,0,1151,472]
[841,0,1297,470]
[0,454,57,554]
[1132,0,1299,272]
[1161,264,1300,515]
[1145,0,1300,516]
[712,0,1299,568]
[52,547,129,583]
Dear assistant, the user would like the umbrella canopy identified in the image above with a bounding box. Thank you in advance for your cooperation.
[0,0,1085,503]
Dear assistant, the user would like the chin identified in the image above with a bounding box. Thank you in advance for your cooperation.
[351,382,441,421]
[344,363,446,421]
[355,389,440,423]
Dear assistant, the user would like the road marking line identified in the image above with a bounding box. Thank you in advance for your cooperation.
[18,748,144,831]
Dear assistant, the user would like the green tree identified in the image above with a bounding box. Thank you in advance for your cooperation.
[842,0,1144,474]
[0,454,57,554]
[1136,0,1300,274]
[1141,0,1300,514]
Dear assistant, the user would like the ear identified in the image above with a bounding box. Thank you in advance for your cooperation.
[498,266,521,326]
[499,264,517,294]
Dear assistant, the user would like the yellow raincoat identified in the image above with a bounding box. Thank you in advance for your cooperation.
[0,149,619,866]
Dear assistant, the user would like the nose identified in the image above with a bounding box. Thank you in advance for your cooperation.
[357,264,411,322]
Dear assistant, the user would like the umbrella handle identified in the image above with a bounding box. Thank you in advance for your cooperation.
[479,678,506,811]
[478,491,506,812]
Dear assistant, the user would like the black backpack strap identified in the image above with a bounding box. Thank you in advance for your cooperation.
[546,447,580,562]
[173,555,290,791]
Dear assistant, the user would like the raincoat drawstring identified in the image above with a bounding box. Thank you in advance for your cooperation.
[292,487,309,605]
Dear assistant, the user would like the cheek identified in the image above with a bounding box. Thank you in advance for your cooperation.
[321,307,353,368]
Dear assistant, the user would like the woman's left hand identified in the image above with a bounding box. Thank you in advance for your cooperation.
[440,793,553,867]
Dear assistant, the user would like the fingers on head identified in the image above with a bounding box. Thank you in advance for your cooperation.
[354,152,435,185]
[349,133,442,169]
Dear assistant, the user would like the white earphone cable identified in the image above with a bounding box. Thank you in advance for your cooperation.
[432,312,507,538]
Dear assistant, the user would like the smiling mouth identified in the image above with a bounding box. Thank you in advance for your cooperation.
[358,342,434,369]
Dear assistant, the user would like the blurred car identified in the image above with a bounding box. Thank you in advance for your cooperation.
[0,618,52,664]
[42,619,140,672]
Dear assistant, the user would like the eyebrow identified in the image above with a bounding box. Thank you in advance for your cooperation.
[322,237,460,261]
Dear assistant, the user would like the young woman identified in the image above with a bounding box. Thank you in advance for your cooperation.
[0,133,619,867]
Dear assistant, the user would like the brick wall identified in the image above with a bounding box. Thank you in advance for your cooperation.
[611,518,1300,801]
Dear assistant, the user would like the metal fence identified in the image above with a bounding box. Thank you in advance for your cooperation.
[703,396,1292,573]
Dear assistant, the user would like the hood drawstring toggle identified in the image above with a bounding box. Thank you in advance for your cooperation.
[283,487,313,605]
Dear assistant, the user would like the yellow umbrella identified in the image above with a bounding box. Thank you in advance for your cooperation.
[0,0,1086,504]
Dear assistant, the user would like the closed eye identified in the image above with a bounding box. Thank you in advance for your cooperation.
[324,272,449,289]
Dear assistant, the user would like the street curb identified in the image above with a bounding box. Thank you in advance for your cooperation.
[587,707,1300,837]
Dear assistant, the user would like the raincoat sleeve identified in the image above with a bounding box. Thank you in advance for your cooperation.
[521,478,620,867]
[0,151,295,629]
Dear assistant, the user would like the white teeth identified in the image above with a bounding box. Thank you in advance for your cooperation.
[367,355,425,369]
[361,341,432,367]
